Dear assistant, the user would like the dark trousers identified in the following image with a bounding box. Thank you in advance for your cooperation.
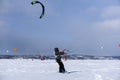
[56,59,65,72]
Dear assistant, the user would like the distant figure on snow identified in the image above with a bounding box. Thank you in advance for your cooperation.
[54,47,66,73]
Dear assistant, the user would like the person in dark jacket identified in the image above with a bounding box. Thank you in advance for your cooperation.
[54,47,66,73]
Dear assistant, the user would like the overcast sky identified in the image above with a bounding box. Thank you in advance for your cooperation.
[0,0,120,56]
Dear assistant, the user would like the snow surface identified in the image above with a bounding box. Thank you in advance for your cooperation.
[0,59,120,80]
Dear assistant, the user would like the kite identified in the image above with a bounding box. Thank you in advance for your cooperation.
[13,48,17,52]
[31,0,45,19]
[118,44,120,48]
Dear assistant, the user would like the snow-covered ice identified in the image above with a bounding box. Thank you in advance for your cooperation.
[0,59,120,80]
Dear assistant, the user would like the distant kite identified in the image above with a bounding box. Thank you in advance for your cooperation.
[101,46,104,49]
[31,0,45,19]
[6,50,9,53]
[118,44,120,48]
[13,48,17,52]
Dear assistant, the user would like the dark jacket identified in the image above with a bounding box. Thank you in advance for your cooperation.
[54,48,64,60]
[55,52,64,60]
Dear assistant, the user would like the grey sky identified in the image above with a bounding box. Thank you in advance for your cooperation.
[0,0,120,56]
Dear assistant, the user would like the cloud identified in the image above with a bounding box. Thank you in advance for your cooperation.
[93,5,120,32]
[85,6,98,14]
[0,0,30,14]
[0,1,7,12]
[0,0,13,13]
[101,6,120,19]
[93,19,120,30]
